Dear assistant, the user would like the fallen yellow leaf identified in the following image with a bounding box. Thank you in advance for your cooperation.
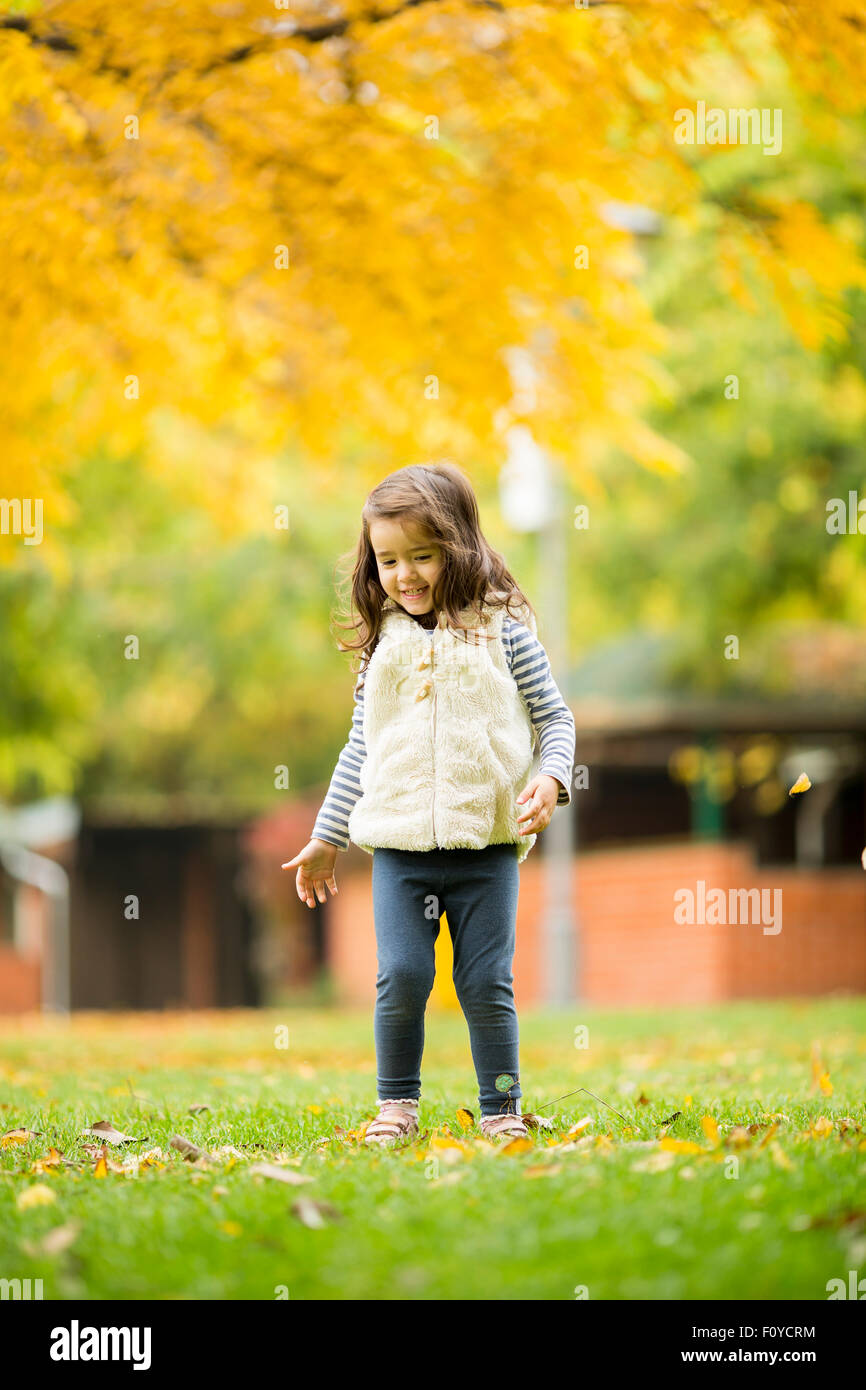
[500,1136,534,1156]
[789,772,811,794]
[17,1183,57,1210]
[1,1128,41,1149]
[660,1137,705,1155]
[701,1115,720,1145]
[810,1116,834,1139]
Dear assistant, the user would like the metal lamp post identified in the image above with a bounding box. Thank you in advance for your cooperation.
[499,424,579,1006]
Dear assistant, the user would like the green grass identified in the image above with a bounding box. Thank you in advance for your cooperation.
[1,999,864,1300]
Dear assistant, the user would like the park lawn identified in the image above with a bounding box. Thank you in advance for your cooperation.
[0,999,864,1301]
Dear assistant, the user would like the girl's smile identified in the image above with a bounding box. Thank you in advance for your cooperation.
[369,517,443,616]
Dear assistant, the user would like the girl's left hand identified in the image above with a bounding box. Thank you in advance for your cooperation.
[516,774,562,835]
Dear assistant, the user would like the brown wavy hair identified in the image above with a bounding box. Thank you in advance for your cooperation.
[333,462,536,676]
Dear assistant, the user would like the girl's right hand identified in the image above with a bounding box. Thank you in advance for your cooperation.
[281,838,339,909]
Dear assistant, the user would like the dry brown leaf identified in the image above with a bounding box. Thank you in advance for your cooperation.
[188,1104,210,1115]
[521,1112,556,1131]
[169,1134,210,1162]
[758,1122,779,1149]
[291,1197,342,1229]
[82,1121,146,1146]
[727,1127,752,1148]
[20,1221,80,1258]
[632,1150,677,1173]
[248,1163,315,1186]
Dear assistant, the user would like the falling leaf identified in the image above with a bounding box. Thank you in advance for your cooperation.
[248,1163,315,1185]
[17,1183,57,1210]
[701,1115,720,1145]
[291,1197,342,1229]
[82,1121,146,1146]
[1,1128,42,1149]
[789,772,812,794]
[456,1108,475,1131]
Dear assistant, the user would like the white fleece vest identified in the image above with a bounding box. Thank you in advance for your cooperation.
[347,596,539,863]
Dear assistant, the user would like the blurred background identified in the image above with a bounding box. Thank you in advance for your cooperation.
[1,0,865,1016]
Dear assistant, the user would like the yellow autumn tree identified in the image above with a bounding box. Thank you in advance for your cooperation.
[1,0,865,552]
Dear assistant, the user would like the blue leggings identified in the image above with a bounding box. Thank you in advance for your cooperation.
[371,842,522,1116]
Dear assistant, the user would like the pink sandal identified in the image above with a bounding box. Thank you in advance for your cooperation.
[480,1113,531,1142]
[364,1098,420,1147]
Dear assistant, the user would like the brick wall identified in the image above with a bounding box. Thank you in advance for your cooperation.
[325,839,866,1007]
[0,944,41,1013]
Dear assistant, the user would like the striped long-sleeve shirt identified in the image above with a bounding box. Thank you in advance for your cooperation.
[311,616,576,851]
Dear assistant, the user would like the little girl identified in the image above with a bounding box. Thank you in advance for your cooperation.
[283,462,575,1145]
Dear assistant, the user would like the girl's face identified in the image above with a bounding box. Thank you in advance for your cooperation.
[368,516,444,616]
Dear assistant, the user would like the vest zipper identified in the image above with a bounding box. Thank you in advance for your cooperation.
[430,640,437,846]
